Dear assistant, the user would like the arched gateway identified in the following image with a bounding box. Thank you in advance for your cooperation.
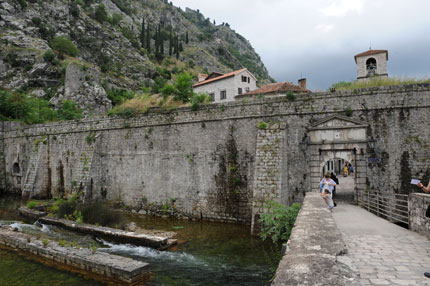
[307,115,369,201]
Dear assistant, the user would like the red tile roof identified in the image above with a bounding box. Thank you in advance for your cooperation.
[354,49,388,63]
[192,68,248,88]
[244,81,311,96]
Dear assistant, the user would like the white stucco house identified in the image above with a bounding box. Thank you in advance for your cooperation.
[192,68,257,103]
[354,49,388,82]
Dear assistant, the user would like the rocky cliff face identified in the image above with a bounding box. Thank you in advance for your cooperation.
[0,0,272,115]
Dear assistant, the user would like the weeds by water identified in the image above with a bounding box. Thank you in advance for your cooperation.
[259,200,301,243]
[47,195,122,227]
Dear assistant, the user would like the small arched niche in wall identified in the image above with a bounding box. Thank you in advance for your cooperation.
[13,162,21,174]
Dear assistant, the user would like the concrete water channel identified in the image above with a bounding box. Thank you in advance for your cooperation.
[0,194,281,286]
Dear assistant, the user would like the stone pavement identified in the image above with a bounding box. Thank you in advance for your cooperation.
[333,203,430,286]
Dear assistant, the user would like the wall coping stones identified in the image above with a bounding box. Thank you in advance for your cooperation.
[272,192,360,286]
[2,84,430,139]
[0,226,150,285]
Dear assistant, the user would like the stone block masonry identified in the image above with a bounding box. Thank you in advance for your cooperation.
[251,122,285,232]
[0,226,150,285]
[409,193,430,239]
[2,84,430,225]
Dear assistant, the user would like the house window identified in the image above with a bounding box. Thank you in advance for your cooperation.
[209,93,215,101]
[248,77,250,83]
[220,90,227,100]
[238,88,242,95]
[241,76,247,82]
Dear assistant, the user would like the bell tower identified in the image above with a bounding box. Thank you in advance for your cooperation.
[354,49,388,82]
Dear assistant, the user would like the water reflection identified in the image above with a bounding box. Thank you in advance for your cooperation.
[0,194,281,286]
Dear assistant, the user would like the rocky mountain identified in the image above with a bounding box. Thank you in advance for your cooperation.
[0,0,273,115]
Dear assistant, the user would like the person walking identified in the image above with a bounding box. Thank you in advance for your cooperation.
[343,164,349,177]
[320,172,337,211]
[330,172,339,199]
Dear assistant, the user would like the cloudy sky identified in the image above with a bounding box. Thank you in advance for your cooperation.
[171,0,430,90]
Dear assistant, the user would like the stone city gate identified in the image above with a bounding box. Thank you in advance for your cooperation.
[307,115,369,201]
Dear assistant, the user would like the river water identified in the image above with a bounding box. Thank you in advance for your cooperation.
[0,195,281,286]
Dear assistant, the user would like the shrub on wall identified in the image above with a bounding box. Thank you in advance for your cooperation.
[286,91,296,102]
[345,107,353,117]
[257,121,267,130]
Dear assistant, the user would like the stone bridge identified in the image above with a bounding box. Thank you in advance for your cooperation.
[1,84,430,233]
[272,179,430,286]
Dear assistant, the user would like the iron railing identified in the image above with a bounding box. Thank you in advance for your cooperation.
[357,189,409,226]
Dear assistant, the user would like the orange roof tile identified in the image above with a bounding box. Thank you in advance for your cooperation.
[354,49,388,63]
[244,81,311,96]
[192,68,248,88]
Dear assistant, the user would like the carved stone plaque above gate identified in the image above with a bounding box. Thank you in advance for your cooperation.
[309,115,368,144]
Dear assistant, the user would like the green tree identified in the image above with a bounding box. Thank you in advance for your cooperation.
[185,31,189,44]
[146,25,151,53]
[110,13,123,26]
[140,17,145,48]
[51,36,79,57]
[0,90,58,124]
[174,73,194,102]
[69,1,79,17]
[175,35,179,59]
[94,4,108,23]
[58,100,82,121]
[169,28,173,56]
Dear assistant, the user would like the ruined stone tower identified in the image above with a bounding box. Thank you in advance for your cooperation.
[354,49,388,82]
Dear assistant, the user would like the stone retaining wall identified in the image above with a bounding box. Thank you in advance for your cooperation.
[1,84,430,224]
[272,192,360,286]
[409,193,430,239]
[0,226,150,285]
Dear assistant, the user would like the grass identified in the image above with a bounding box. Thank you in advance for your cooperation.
[329,77,430,91]
[109,93,212,117]
[26,201,38,209]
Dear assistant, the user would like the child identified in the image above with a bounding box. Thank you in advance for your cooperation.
[321,187,334,212]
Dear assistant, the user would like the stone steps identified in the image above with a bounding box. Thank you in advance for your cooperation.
[22,143,46,197]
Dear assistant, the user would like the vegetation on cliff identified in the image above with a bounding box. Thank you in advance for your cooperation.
[0,0,273,116]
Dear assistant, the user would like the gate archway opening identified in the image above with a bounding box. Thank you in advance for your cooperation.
[321,157,356,203]
[308,115,370,204]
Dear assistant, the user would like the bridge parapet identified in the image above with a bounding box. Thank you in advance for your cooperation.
[409,193,430,239]
[272,192,360,285]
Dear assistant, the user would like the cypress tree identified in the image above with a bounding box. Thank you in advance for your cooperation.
[179,41,183,52]
[175,35,179,59]
[160,35,164,55]
[169,28,173,56]
[146,25,151,53]
[154,25,159,56]
[140,17,145,48]
[185,32,189,44]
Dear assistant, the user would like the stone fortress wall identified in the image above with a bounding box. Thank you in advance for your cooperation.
[1,84,430,224]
